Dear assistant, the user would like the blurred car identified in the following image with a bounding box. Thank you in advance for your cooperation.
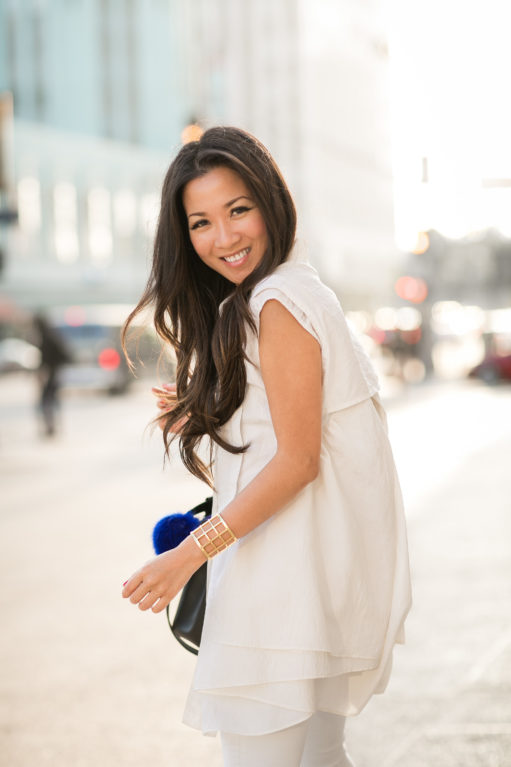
[48,305,134,395]
[0,337,41,373]
[468,353,511,384]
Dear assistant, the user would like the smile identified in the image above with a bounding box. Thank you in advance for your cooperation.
[221,247,250,264]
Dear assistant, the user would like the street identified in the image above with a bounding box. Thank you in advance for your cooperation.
[1,374,510,766]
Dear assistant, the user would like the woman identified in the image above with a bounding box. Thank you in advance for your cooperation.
[122,126,411,766]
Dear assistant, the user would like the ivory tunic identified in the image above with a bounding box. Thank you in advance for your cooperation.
[183,257,412,736]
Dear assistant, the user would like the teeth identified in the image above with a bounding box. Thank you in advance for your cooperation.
[224,248,249,263]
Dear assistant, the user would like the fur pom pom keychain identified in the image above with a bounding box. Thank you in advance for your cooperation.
[152,497,213,555]
[152,512,201,554]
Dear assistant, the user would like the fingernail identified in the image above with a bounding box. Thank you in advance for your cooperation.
[123,581,128,586]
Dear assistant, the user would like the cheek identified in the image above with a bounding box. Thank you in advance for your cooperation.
[249,213,268,243]
[189,231,210,259]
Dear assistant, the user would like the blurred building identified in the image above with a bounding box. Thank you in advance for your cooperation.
[4,121,168,307]
[0,0,186,149]
[0,0,182,307]
[177,0,302,209]
[0,0,398,311]
[179,0,397,308]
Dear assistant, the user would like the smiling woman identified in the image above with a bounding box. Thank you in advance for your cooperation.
[122,127,297,483]
[121,127,411,767]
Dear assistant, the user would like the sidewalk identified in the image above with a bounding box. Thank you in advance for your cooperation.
[1,376,510,766]
[347,400,511,766]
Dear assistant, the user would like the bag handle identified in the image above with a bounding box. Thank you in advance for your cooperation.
[165,496,213,654]
[188,496,213,518]
[166,603,202,655]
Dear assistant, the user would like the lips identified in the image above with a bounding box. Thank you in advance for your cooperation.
[221,247,250,265]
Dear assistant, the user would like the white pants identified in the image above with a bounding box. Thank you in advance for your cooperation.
[220,712,356,767]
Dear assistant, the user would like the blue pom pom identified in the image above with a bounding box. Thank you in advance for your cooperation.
[152,512,201,554]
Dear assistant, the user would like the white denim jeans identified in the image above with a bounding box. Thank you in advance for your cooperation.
[220,712,356,767]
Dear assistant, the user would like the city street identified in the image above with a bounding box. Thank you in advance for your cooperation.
[1,374,510,766]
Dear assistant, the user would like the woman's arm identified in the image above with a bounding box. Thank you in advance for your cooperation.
[122,299,322,612]
[219,298,322,536]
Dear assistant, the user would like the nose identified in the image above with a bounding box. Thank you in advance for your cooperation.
[214,219,241,250]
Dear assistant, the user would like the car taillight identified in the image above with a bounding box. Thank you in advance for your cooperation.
[98,348,121,370]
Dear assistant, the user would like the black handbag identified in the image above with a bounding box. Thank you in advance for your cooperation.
[165,497,212,655]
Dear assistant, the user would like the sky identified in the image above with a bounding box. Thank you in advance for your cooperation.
[385,0,511,248]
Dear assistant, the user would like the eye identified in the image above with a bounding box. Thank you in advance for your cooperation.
[231,205,252,217]
[190,218,209,230]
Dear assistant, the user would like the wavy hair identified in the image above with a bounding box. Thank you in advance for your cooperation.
[123,126,297,485]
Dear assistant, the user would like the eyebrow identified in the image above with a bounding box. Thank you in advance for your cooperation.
[187,195,252,219]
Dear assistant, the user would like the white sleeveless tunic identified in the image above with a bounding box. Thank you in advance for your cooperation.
[183,258,412,736]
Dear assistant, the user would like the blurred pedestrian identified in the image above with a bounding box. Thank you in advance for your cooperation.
[33,313,71,437]
[122,127,412,766]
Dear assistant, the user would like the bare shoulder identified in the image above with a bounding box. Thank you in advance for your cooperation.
[259,297,298,326]
[259,298,321,393]
[259,298,319,349]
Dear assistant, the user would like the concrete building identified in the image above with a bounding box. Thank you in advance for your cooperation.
[299,0,396,307]
[177,0,302,205]
[153,0,398,307]
[3,121,168,308]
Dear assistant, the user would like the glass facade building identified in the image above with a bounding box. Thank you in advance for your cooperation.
[0,0,398,310]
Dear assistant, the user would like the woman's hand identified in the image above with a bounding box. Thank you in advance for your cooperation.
[122,536,205,613]
[151,383,188,433]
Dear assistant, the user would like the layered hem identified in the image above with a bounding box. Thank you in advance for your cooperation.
[182,650,395,736]
[182,617,406,736]
[192,641,381,689]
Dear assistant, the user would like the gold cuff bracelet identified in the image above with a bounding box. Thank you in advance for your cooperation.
[190,513,237,559]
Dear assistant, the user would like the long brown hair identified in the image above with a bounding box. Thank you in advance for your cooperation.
[123,126,297,486]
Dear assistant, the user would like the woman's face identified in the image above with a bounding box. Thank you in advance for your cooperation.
[182,166,268,285]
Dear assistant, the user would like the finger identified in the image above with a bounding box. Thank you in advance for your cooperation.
[151,383,176,395]
[138,591,161,612]
[128,582,149,605]
[151,387,176,400]
[157,412,187,433]
[152,597,169,614]
[122,574,143,598]
[171,415,188,433]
